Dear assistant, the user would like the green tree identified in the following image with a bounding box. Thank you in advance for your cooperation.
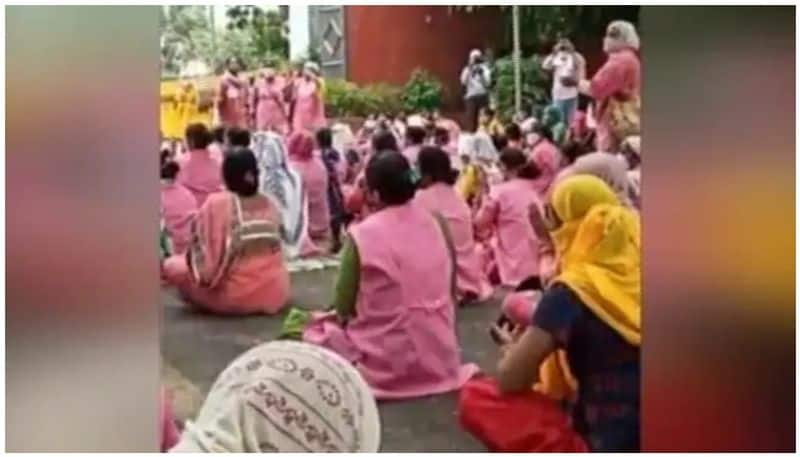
[224,6,289,69]
[160,6,213,76]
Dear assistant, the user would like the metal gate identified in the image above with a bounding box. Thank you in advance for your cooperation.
[308,5,347,79]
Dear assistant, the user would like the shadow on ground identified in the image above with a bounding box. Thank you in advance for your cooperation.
[162,268,504,451]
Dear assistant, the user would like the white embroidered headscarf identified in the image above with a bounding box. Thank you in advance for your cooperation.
[171,341,381,452]
[250,131,309,259]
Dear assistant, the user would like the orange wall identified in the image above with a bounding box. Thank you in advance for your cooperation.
[344,6,504,109]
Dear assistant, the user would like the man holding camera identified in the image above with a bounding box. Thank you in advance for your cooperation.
[460,49,492,133]
[542,38,586,126]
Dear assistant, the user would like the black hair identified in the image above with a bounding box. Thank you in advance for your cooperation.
[161,160,180,180]
[418,146,458,186]
[222,147,259,197]
[505,123,522,142]
[531,123,554,144]
[185,123,212,149]
[492,134,508,152]
[226,127,251,148]
[481,107,495,117]
[500,147,540,180]
[405,126,426,146]
[371,129,399,152]
[346,149,360,166]
[561,137,593,165]
[433,126,450,145]
[211,125,226,144]
[365,150,416,206]
[315,127,333,149]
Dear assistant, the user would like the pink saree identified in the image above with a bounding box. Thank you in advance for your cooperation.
[163,192,289,315]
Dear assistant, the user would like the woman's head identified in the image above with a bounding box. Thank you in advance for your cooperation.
[603,20,640,53]
[479,107,495,125]
[561,137,593,165]
[287,131,315,161]
[226,56,243,74]
[371,129,399,153]
[433,126,450,146]
[499,147,528,179]
[171,341,380,452]
[185,123,212,150]
[564,152,631,206]
[160,149,179,181]
[505,123,522,142]
[211,125,226,144]
[418,146,457,187]
[365,150,417,207]
[315,127,333,150]
[226,127,251,148]
[405,126,426,146]
[222,147,259,197]
[541,105,563,128]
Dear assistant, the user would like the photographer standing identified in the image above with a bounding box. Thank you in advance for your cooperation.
[461,49,492,133]
[542,38,586,126]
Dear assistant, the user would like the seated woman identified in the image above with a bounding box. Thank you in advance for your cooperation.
[343,130,400,224]
[177,123,224,206]
[171,341,380,452]
[415,146,492,304]
[459,175,640,452]
[287,131,331,244]
[401,125,426,167]
[160,152,197,255]
[163,147,290,315]
[527,124,562,200]
[285,151,479,400]
[250,131,320,259]
[474,148,543,288]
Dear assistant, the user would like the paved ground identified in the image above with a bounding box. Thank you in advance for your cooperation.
[162,267,505,451]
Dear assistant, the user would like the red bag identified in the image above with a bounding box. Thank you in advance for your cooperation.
[458,377,588,452]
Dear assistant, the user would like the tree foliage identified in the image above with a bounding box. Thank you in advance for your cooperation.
[160,5,289,78]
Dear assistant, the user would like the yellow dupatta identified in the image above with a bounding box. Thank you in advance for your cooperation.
[535,175,641,399]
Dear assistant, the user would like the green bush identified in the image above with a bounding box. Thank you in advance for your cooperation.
[491,54,550,122]
[325,79,405,118]
[401,69,443,113]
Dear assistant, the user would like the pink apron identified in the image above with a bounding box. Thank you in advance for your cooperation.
[217,73,248,128]
[176,149,224,207]
[160,181,197,255]
[304,201,479,399]
[254,79,288,134]
[415,183,492,300]
[475,178,542,287]
[292,78,326,133]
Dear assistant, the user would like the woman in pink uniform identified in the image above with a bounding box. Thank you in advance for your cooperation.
[475,148,543,288]
[292,62,327,134]
[287,131,331,244]
[415,146,492,304]
[163,147,290,315]
[216,57,248,129]
[176,123,223,207]
[299,151,479,399]
[253,69,288,134]
[160,152,197,256]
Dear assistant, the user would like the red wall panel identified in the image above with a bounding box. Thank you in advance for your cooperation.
[344,6,504,109]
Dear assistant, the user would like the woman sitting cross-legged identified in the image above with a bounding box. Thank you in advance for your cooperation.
[162,147,290,315]
[282,150,479,400]
[458,175,641,452]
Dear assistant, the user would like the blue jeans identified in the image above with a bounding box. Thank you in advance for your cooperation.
[554,97,578,126]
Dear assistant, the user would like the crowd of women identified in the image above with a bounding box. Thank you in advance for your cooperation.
[160,19,642,452]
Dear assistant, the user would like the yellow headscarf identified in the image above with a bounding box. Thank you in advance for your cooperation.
[535,174,641,400]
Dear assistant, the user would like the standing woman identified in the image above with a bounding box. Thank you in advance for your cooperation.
[293,61,327,134]
[253,69,289,134]
[579,20,641,152]
[163,147,290,315]
[216,57,249,129]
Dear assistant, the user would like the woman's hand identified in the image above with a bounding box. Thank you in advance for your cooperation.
[578,79,592,96]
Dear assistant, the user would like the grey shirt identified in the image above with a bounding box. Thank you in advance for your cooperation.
[460,63,491,99]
